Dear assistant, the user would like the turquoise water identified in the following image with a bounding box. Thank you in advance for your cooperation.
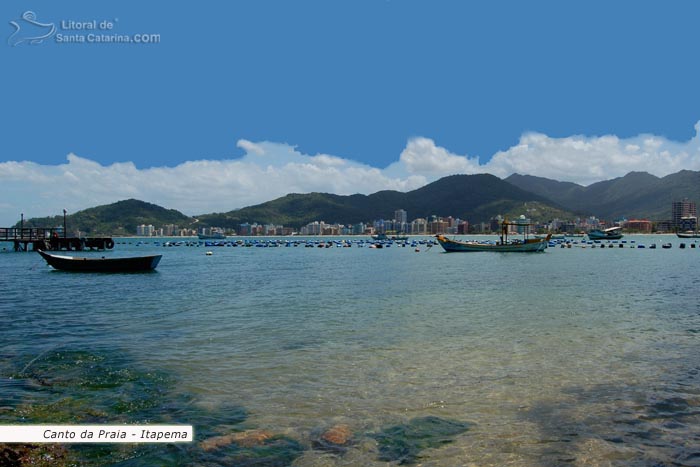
[1,236,700,466]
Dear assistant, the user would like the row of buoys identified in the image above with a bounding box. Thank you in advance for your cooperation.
[118,239,438,249]
[550,239,697,249]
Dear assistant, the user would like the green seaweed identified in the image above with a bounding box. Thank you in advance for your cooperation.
[0,444,78,467]
[4,350,176,427]
[372,416,472,464]
[0,348,268,467]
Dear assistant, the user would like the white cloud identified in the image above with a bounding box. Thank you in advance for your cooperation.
[397,137,483,175]
[1,122,699,226]
[485,125,700,185]
[0,143,426,225]
[236,139,265,156]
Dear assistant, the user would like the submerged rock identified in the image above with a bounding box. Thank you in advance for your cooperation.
[200,429,274,451]
[312,424,354,452]
[198,435,305,467]
[372,416,472,464]
[1,348,247,466]
[320,424,353,445]
[0,444,75,467]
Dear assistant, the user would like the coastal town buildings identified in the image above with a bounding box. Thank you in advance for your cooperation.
[672,198,697,229]
[679,216,697,232]
[134,199,698,237]
[623,219,653,233]
[136,224,155,236]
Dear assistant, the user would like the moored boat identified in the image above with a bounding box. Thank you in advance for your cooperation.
[435,220,550,253]
[587,227,623,240]
[676,231,700,239]
[38,250,162,272]
[371,233,409,241]
[198,233,226,240]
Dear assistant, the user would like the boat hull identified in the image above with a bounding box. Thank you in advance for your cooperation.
[435,235,548,252]
[587,229,623,240]
[676,232,700,238]
[38,250,162,272]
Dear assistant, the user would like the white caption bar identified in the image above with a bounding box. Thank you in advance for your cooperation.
[0,425,193,443]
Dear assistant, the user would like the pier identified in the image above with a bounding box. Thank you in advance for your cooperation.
[0,227,114,252]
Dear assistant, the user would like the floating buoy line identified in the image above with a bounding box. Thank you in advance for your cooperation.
[109,237,700,253]
[117,238,439,250]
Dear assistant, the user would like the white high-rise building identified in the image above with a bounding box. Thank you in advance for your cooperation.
[136,224,155,236]
[394,209,407,224]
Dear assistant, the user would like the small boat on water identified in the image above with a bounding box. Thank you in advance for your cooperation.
[38,250,162,272]
[587,227,623,240]
[435,220,550,253]
[198,233,226,240]
[676,231,700,239]
[371,233,409,241]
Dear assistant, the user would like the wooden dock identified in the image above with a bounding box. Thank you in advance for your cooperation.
[0,227,114,252]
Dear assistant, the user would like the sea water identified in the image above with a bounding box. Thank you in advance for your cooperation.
[1,236,699,466]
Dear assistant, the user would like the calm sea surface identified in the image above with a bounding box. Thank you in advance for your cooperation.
[1,236,699,466]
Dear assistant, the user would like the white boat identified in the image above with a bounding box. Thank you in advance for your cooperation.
[198,232,226,240]
[587,226,623,240]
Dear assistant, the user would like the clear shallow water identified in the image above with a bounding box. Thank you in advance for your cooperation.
[1,236,700,466]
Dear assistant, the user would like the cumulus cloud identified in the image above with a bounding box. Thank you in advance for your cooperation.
[397,137,483,175]
[486,129,700,185]
[1,122,699,225]
[0,143,426,225]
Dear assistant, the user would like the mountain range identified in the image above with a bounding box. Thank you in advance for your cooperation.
[16,170,700,233]
[196,174,573,228]
[505,170,700,220]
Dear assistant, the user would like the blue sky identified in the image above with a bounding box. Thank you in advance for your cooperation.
[2,1,700,224]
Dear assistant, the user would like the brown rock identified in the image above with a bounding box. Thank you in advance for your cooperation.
[319,424,352,446]
[199,429,273,451]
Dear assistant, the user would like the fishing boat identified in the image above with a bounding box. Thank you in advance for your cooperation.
[37,250,162,272]
[435,220,550,252]
[587,226,623,240]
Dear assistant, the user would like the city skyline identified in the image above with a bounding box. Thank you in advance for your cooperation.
[134,201,693,237]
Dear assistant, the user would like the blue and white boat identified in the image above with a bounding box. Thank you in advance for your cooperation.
[587,226,623,240]
[198,232,226,240]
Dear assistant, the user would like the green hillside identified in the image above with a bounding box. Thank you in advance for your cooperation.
[18,199,195,236]
[196,174,572,228]
[506,171,700,220]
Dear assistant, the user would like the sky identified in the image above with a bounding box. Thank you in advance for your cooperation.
[2,0,700,225]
